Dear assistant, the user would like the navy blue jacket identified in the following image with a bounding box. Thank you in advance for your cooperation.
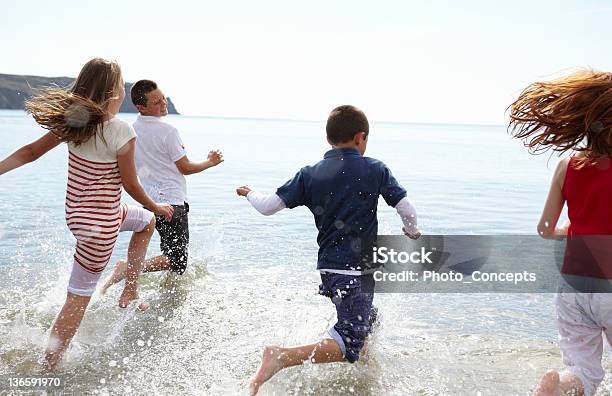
[276,147,407,272]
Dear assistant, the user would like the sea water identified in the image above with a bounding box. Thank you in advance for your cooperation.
[0,109,609,395]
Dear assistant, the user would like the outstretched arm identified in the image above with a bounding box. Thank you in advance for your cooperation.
[537,158,569,239]
[395,197,421,239]
[175,150,224,175]
[0,132,61,176]
[236,185,286,216]
[117,139,174,221]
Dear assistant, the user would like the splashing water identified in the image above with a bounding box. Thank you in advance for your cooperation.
[2,111,610,394]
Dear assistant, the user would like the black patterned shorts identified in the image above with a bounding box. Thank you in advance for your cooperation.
[154,202,189,274]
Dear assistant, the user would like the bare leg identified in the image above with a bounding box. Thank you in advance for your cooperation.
[102,255,171,294]
[118,217,156,308]
[44,292,91,370]
[249,339,344,396]
[533,369,584,396]
[142,255,172,272]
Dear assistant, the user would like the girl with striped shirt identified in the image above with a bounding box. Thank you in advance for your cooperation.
[0,58,174,369]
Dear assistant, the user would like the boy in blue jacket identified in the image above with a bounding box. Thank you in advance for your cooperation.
[236,105,420,395]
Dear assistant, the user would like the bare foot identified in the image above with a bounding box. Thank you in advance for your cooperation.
[249,345,284,396]
[118,285,149,311]
[533,369,561,396]
[101,260,128,294]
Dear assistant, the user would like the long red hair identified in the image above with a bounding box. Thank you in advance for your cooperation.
[509,69,612,167]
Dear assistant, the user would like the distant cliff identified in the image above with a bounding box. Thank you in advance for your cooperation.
[0,73,179,114]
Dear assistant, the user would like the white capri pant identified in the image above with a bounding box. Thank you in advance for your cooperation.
[67,205,154,296]
[556,290,612,396]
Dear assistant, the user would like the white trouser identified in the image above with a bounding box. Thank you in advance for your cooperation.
[556,290,612,396]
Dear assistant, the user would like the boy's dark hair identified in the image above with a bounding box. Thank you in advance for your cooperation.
[131,79,158,107]
[326,105,369,144]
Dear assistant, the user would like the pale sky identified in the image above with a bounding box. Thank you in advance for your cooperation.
[2,0,612,124]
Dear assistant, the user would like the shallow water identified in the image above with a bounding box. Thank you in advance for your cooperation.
[0,110,610,395]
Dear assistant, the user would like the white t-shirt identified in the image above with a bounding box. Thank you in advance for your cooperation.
[133,115,187,205]
[68,117,136,162]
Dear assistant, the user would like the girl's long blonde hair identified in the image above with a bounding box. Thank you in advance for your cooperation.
[25,58,123,146]
[509,69,612,167]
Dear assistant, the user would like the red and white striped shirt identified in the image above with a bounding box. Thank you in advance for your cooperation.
[65,118,136,273]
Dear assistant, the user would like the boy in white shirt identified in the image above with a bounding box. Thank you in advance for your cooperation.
[102,80,222,290]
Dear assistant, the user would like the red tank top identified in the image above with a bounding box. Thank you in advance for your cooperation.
[563,156,612,235]
[562,156,612,278]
